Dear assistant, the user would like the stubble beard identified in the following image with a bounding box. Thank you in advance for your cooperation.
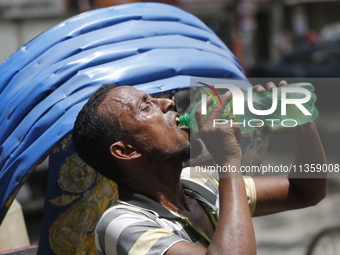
[144,142,191,163]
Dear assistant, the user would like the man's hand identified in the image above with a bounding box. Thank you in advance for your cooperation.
[195,91,242,166]
[252,80,301,136]
[166,87,256,255]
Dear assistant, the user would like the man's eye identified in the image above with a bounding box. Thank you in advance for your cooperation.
[141,104,151,112]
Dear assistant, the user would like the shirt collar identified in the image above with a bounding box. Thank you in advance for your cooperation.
[118,185,180,220]
[118,179,216,220]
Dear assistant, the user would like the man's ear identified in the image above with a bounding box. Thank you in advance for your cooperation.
[109,141,141,160]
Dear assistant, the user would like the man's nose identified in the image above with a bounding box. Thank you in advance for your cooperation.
[153,98,175,113]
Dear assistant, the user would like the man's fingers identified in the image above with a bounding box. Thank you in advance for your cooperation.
[253,81,288,95]
[195,90,233,130]
[253,84,266,94]
[266,81,276,92]
[195,95,213,128]
[206,91,232,121]
[278,80,288,87]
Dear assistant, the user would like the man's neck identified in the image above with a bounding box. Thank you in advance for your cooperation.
[120,160,190,212]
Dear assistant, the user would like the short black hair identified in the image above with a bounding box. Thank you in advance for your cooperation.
[72,83,129,183]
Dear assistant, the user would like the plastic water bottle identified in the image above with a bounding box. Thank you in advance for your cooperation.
[179,82,318,133]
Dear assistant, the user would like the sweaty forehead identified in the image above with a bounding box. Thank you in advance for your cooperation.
[97,86,145,115]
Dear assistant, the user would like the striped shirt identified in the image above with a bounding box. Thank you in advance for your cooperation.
[95,167,257,255]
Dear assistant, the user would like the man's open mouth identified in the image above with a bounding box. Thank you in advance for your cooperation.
[176,116,180,126]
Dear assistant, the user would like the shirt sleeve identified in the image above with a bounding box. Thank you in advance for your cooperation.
[243,176,257,215]
[95,206,187,255]
[180,167,257,215]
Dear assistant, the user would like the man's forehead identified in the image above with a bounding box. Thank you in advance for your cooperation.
[107,86,146,102]
[113,85,142,96]
[98,86,148,114]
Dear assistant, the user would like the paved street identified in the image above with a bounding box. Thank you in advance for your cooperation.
[253,180,340,255]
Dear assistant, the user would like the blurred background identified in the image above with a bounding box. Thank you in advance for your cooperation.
[0,0,339,254]
[1,0,340,76]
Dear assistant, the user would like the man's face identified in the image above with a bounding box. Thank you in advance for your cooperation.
[98,86,191,162]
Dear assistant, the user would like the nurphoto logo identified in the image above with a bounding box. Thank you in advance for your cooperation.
[199,83,313,129]
[200,83,312,116]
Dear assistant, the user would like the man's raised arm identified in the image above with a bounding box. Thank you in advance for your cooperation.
[166,91,256,255]
[252,81,327,216]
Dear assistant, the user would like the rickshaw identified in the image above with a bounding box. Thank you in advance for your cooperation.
[0,3,268,254]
